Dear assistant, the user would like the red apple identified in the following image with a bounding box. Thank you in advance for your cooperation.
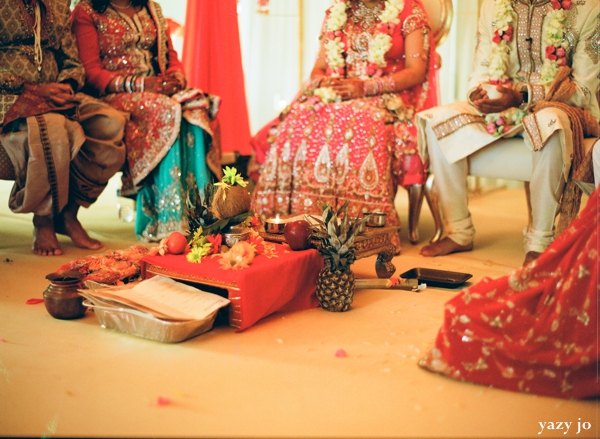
[283,220,313,251]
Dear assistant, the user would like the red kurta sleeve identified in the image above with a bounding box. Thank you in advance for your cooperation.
[71,6,116,94]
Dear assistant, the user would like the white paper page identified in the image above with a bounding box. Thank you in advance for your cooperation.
[127,276,231,320]
[85,276,230,321]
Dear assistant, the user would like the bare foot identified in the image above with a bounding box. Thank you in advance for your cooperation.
[523,251,542,266]
[32,214,63,256]
[54,202,103,251]
[420,236,473,257]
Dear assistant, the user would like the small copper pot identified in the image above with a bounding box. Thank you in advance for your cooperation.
[43,271,87,320]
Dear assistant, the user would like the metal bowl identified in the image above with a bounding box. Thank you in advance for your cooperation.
[222,224,251,246]
[364,212,387,227]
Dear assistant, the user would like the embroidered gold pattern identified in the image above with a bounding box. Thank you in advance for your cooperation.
[402,3,429,37]
[530,83,546,106]
[514,2,549,83]
[432,113,485,139]
[522,114,544,151]
[585,12,600,64]
[314,113,335,184]
[563,4,580,55]
[358,126,381,191]
[334,120,354,185]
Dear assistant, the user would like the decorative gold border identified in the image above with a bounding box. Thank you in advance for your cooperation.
[432,113,485,140]
[260,226,399,260]
[143,264,241,291]
[522,114,544,151]
[585,11,600,65]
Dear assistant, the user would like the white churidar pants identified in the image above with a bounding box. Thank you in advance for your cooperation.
[424,122,566,254]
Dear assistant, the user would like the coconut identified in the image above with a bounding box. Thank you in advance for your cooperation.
[210,185,251,220]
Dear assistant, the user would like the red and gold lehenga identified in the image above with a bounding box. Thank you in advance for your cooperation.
[419,187,600,399]
[251,0,439,252]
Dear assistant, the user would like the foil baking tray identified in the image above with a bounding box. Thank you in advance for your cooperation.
[82,300,219,343]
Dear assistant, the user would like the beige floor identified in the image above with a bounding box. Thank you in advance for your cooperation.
[0,177,597,438]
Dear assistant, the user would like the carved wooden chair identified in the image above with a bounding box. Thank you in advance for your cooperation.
[402,0,452,244]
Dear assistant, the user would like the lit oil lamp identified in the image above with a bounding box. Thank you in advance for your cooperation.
[264,215,287,234]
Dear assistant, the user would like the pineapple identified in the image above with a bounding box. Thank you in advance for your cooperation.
[311,201,370,312]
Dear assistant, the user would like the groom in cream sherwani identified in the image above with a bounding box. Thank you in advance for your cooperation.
[416,0,599,265]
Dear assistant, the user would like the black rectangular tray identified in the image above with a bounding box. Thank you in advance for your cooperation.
[400,267,472,288]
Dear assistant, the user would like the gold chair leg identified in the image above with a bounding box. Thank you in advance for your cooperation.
[407,183,425,244]
[424,173,443,243]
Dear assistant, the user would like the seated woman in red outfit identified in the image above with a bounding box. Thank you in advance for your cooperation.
[251,0,439,252]
[419,185,599,399]
[72,0,221,242]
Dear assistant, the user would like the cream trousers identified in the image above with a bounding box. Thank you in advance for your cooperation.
[424,122,566,254]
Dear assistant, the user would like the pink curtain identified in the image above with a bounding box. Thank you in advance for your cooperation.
[182,0,252,155]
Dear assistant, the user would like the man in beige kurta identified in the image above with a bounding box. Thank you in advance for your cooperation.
[0,0,127,255]
[415,0,599,265]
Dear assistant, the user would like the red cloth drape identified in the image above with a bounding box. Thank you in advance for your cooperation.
[182,0,252,156]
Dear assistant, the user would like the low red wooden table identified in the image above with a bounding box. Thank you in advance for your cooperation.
[140,244,323,331]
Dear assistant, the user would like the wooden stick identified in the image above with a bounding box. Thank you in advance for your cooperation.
[355,278,423,291]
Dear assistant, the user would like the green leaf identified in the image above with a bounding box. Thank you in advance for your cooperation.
[202,211,251,236]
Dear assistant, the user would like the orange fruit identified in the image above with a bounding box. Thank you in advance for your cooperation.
[166,232,187,254]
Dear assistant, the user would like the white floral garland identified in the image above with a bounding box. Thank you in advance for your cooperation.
[489,0,569,85]
[324,0,405,79]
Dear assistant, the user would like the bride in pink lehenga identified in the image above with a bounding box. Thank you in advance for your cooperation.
[251,0,439,252]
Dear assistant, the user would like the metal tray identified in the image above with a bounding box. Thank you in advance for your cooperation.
[83,300,219,343]
[400,267,472,288]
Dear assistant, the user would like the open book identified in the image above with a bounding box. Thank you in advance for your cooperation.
[79,275,230,322]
